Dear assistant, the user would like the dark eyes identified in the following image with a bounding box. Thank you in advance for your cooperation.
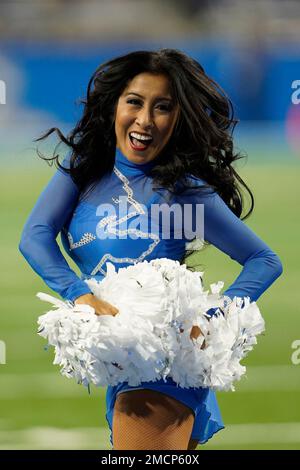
[127,99,141,106]
[127,99,172,112]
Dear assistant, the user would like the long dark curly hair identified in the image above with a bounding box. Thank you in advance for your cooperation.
[35,48,254,267]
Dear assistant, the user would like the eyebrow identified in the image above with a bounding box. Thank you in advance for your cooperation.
[125,92,173,102]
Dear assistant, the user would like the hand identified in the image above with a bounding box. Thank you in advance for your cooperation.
[74,293,119,316]
[190,325,206,350]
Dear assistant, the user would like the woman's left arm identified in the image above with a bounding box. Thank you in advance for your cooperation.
[199,189,283,302]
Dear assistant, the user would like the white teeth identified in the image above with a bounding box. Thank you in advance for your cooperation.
[130,132,152,141]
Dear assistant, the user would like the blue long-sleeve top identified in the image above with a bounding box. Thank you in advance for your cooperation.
[19,147,283,304]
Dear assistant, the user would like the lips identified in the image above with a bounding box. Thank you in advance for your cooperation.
[128,132,153,151]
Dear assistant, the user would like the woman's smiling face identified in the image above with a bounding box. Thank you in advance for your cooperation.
[114,72,180,165]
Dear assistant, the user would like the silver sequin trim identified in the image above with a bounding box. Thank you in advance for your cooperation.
[91,167,160,276]
[68,232,96,250]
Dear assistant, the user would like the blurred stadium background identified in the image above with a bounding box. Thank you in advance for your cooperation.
[0,0,300,450]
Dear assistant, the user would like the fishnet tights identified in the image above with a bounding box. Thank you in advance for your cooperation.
[112,389,198,450]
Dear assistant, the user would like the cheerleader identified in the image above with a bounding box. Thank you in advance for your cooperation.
[19,49,283,450]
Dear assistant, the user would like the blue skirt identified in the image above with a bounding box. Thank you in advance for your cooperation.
[105,377,224,447]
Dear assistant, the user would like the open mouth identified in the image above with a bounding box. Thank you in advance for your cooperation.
[129,132,153,151]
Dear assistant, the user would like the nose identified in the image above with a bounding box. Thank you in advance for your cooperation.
[135,106,154,130]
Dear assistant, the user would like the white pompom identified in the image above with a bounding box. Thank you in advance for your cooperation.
[36,258,265,391]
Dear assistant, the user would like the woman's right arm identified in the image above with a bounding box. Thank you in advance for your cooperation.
[19,163,93,303]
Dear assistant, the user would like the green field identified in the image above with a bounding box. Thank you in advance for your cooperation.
[1,161,299,450]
